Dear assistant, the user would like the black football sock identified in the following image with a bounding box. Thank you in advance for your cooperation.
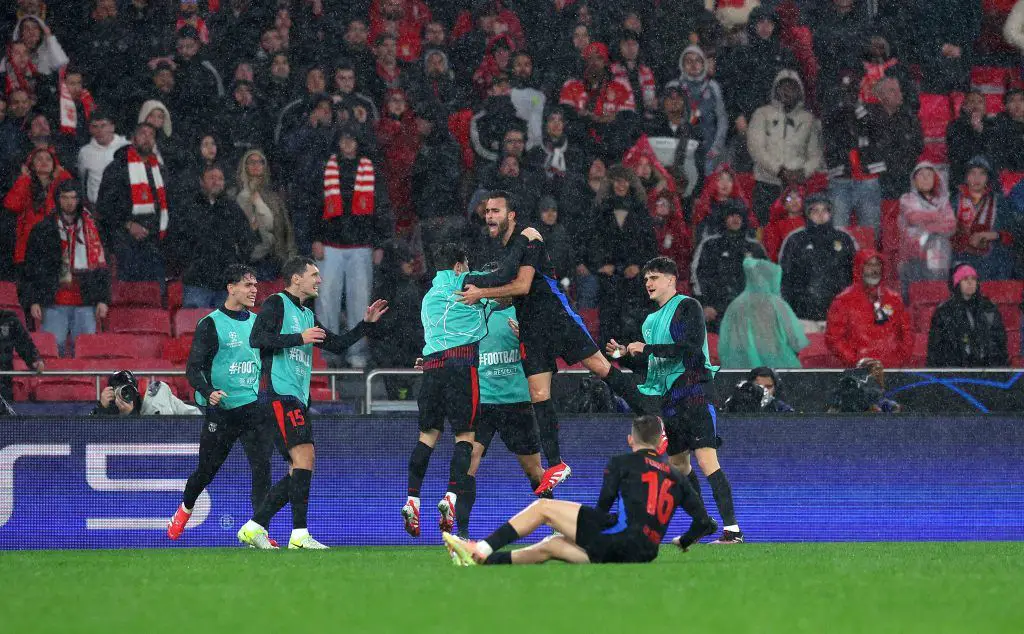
[407,441,433,498]
[182,471,210,511]
[604,366,644,411]
[482,521,521,552]
[687,470,703,504]
[289,468,313,530]
[533,399,561,466]
[448,441,472,491]
[707,469,738,528]
[678,469,711,522]
[455,475,476,538]
[485,551,513,565]
[253,474,291,527]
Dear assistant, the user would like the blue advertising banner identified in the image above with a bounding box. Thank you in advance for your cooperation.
[2,415,1022,549]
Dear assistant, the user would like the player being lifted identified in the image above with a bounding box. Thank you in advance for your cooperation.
[443,415,715,565]
[238,256,388,549]
[604,256,743,545]
[403,244,490,538]
[168,264,273,541]
[458,190,630,494]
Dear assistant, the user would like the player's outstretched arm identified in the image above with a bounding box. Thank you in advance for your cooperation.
[646,297,705,360]
[317,299,389,353]
[185,317,219,401]
[249,294,305,350]
[464,241,526,289]
[458,265,535,305]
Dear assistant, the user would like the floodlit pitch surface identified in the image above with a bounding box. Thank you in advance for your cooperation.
[1,542,1021,633]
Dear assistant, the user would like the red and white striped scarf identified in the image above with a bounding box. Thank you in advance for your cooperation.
[58,68,94,136]
[126,146,168,238]
[323,155,375,219]
[58,211,106,283]
[2,50,38,97]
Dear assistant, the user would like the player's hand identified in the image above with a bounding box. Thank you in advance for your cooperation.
[100,386,115,407]
[520,227,543,242]
[32,359,45,373]
[457,284,485,305]
[413,357,424,370]
[95,302,108,321]
[208,390,227,407]
[30,304,42,322]
[114,393,135,415]
[301,327,327,344]
[626,341,646,356]
[311,241,325,261]
[605,338,626,357]
[507,318,519,338]
[364,299,389,322]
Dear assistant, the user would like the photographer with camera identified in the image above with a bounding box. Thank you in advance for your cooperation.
[722,367,795,413]
[90,369,201,416]
[827,358,902,414]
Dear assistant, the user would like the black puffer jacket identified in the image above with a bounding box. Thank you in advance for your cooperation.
[692,202,768,315]
[927,293,1008,368]
[778,212,857,321]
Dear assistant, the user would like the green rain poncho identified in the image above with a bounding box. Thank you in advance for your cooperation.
[718,258,809,369]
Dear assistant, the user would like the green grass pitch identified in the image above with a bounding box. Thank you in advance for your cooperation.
[2,543,1022,633]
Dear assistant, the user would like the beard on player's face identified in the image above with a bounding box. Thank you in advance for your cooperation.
[488,214,511,238]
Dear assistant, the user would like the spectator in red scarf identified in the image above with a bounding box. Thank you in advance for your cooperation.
[369,0,432,64]
[897,162,956,292]
[22,179,109,356]
[692,164,757,243]
[825,248,912,369]
[367,33,408,106]
[375,88,420,229]
[54,65,92,146]
[175,0,209,45]
[761,185,807,262]
[857,35,914,109]
[610,30,656,116]
[3,145,70,270]
[0,41,45,101]
[472,33,515,100]
[951,156,1020,280]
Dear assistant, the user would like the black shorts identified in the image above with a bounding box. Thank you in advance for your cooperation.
[418,365,480,435]
[662,401,721,455]
[268,397,313,461]
[519,310,599,376]
[574,506,656,564]
[475,403,541,456]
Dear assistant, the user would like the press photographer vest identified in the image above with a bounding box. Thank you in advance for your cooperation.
[194,310,260,410]
[271,292,315,405]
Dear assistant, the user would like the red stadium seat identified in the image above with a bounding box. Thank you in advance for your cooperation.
[163,335,193,365]
[798,350,844,369]
[913,304,939,333]
[846,226,876,251]
[707,333,719,365]
[0,281,18,308]
[879,199,902,286]
[255,278,286,306]
[32,358,115,401]
[30,331,59,358]
[908,333,929,368]
[11,359,32,401]
[173,308,209,337]
[998,304,1021,332]
[167,280,184,311]
[980,280,1023,305]
[1007,329,1021,359]
[75,333,165,359]
[908,281,950,308]
[999,170,1024,195]
[111,281,163,307]
[918,93,952,164]
[106,307,172,336]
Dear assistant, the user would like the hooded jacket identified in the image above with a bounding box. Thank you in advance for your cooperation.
[692,165,758,243]
[762,185,808,262]
[825,248,912,368]
[691,201,768,315]
[3,146,72,264]
[778,200,857,321]
[747,70,823,187]
[717,7,800,120]
[11,16,68,75]
[665,46,727,159]
[718,258,808,369]
[897,162,955,274]
[926,264,1008,367]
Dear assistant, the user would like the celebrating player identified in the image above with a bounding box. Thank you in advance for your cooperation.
[237,256,388,549]
[604,256,743,545]
[443,414,715,565]
[167,264,273,541]
[458,191,630,495]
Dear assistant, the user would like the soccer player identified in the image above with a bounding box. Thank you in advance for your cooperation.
[238,256,388,549]
[442,414,715,565]
[458,190,627,495]
[168,264,273,541]
[604,256,743,545]
[403,244,489,539]
[462,305,546,538]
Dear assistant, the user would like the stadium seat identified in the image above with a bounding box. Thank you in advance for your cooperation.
[75,333,165,359]
[11,359,32,401]
[908,333,929,368]
[1007,329,1021,359]
[255,278,285,306]
[918,93,952,164]
[846,226,876,251]
[913,304,939,333]
[111,281,163,307]
[970,65,1011,114]
[880,199,902,287]
[908,281,949,308]
[163,335,193,365]
[32,358,113,402]
[0,281,18,308]
[173,308,209,337]
[980,280,1023,305]
[167,280,184,311]
[997,304,1021,332]
[30,331,59,358]
[106,307,172,336]
[707,333,719,365]
[798,349,844,369]
[999,170,1024,195]
[577,308,599,342]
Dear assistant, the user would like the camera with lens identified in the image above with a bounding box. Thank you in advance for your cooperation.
[108,370,140,406]
[114,382,139,404]
[723,380,770,413]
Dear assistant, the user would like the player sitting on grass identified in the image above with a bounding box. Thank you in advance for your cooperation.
[442,414,715,565]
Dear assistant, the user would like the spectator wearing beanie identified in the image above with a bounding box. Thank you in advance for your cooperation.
[537,195,575,283]
[825,248,912,368]
[692,164,757,244]
[778,194,856,331]
[951,156,1019,281]
[926,263,1008,368]
[897,162,956,292]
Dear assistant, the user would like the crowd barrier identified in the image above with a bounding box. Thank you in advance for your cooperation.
[2,414,1021,550]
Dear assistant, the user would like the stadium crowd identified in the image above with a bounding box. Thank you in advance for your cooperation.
[0,0,1023,403]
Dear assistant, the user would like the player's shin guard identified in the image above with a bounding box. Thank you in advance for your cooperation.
[407,441,433,498]
[289,469,312,530]
[707,469,737,527]
[253,474,291,528]
[448,441,472,491]
[533,399,561,465]
[678,469,711,522]
[455,475,476,538]
[687,471,703,504]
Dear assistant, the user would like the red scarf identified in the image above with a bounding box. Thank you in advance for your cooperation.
[126,146,168,239]
[323,155,375,219]
[2,51,38,97]
[58,67,94,136]
[858,59,897,104]
[58,211,106,280]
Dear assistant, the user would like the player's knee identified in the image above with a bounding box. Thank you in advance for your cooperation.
[694,449,719,474]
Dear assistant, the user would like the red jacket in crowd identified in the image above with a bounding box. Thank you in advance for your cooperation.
[3,147,72,265]
[825,248,913,368]
[691,164,758,235]
[369,0,433,62]
[761,185,807,261]
[376,90,421,227]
